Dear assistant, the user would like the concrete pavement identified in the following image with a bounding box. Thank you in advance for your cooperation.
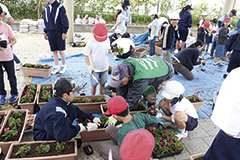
[0,32,218,160]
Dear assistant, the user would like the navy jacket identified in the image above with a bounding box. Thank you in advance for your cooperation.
[174,47,201,71]
[178,11,192,28]
[225,34,240,52]
[162,23,178,50]
[44,0,69,34]
[218,27,229,45]
[33,95,94,142]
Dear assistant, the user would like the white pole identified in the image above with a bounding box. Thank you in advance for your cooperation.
[223,0,234,14]
[64,0,74,43]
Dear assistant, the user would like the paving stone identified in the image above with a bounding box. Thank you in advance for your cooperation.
[184,138,209,155]
[202,136,216,147]
[188,124,209,139]
[199,121,220,136]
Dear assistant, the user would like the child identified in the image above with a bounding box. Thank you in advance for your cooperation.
[98,96,159,160]
[0,7,18,104]
[197,12,207,28]
[111,32,136,59]
[108,29,122,49]
[43,0,69,74]
[83,23,111,95]
[213,17,231,68]
[156,81,198,139]
[197,21,210,44]
[149,11,159,56]
[162,12,180,64]
[111,6,128,34]
[205,18,218,54]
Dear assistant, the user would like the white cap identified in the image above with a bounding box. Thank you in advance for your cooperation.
[115,29,123,35]
[201,12,208,16]
[169,12,180,19]
[0,3,11,18]
[115,5,122,11]
[161,81,185,99]
[149,11,158,16]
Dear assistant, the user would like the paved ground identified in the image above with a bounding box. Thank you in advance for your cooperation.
[0,32,219,160]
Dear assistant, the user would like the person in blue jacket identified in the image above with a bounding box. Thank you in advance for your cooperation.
[33,78,101,146]
[172,40,203,80]
[109,29,122,49]
[43,0,69,75]
[176,5,193,52]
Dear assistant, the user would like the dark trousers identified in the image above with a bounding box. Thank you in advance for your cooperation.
[0,60,18,95]
[13,53,21,63]
[149,36,157,56]
[210,35,218,57]
[227,50,240,73]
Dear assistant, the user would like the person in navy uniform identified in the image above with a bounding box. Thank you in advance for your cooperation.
[33,78,101,145]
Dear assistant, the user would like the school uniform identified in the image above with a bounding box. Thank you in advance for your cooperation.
[177,11,192,42]
[215,27,229,58]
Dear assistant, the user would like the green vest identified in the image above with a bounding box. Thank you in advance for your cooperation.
[123,57,169,94]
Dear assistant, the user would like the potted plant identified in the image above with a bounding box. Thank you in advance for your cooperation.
[5,140,77,160]
[21,63,52,79]
[134,48,146,58]
[185,94,205,112]
[72,95,108,113]
[147,125,185,159]
[147,105,158,116]
[0,109,28,156]
[37,84,54,109]
[108,66,113,74]
[18,84,38,114]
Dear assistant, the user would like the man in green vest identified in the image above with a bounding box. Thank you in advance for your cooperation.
[103,57,174,110]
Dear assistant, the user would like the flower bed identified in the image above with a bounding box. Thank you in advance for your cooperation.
[0,109,28,156]
[72,95,107,113]
[185,95,205,112]
[147,124,185,158]
[21,63,52,79]
[5,140,77,160]
[18,84,38,114]
[37,84,54,109]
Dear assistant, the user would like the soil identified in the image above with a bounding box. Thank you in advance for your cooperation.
[0,112,26,142]
[10,141,75,158]
[189,99,201,103]
[22,64,50,69]
[39,87,53,103]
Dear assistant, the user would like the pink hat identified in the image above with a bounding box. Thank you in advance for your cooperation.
[106,96,128,115]
[203,21,210,29]
[120,129,155,160]
[224,17,231,22]
[93,23,108,42]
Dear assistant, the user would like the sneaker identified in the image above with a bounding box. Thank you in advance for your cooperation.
[15,63,22,71]
[59,65,67,74]
[160,120,178,129]
[51,66,60,75]
[175,129,188,139]
[213,62,223,68]
[223,74,228,79]
[174,49,178,54]
[209,56,214,59]
[7,94,18,104]
[0,95,7,105]
[114,55,120,60]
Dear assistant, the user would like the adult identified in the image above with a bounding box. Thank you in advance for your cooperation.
[172,40,203,80]
[210,9,237,58]
[111,6,128,34]
[33,78,101,144]
[203,67,240,160]
[0,3,22,70]
[176,5,193,52]
[103,57,174,109]
[121,0,131,26]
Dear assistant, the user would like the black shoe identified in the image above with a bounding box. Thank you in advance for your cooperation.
[76,138,82,148]
[223,74,228,79]
[174,70,178,75]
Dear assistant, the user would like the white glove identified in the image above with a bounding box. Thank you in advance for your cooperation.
[116,124,122,128]
[148,36,151,40]
[156,113,163,118]
[93,117,101,126]
[88,65,94,75]
[111,26,115,30]
[87,123,98,131]
[78,123,86,132]
[150,35,154,40]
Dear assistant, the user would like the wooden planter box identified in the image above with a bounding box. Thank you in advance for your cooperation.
[5,140,77,160]
[80,128,110,142]
[134,48,146,58]
[21,65,52,79]
[18,84,38,114]
[191,96,205,112]
[73,95,107,113]
[0,111,8,130]
[0,109,28,156]
[100,102,147,115]
[37,84,54,109]
[189,153,205,160]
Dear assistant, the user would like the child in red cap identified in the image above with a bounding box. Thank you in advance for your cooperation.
[83,23,112,95]
[213,17,231,68]
[98,96,159,160]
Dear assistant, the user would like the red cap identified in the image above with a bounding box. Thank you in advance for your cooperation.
[203,21,210,29]
[106,96,128,115]
[93,23,108,42]
[224,17,231,22]
[120,129,155,160]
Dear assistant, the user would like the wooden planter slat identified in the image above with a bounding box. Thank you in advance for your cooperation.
[21,65,52,79]
[0,109,28,156]
[134,48,146,58]
[37,84,54,109]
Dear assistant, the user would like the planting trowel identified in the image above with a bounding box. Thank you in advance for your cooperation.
[91,71,99,84]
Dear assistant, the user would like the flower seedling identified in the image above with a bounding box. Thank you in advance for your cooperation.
[41,90,52,101]
[34,63,42,68]
[21,84,36,103]
[36,144,50,155]
[25,63,32,68]
[8,117,21,130]
[96,97,105,102]
[82,97,92,103]
[84,118,92,126]
[100,114,109,126]
[147,105,158,116]
[43,64,50,69]
[11,111,22,118]
[118,46,124,55]
[185,94,198,102]
[132,101,143,111]
[15,145,32,158]
[2,127,18,141]
[108,66,113,71]
[56,141,68,152]
[72,96,81,103]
